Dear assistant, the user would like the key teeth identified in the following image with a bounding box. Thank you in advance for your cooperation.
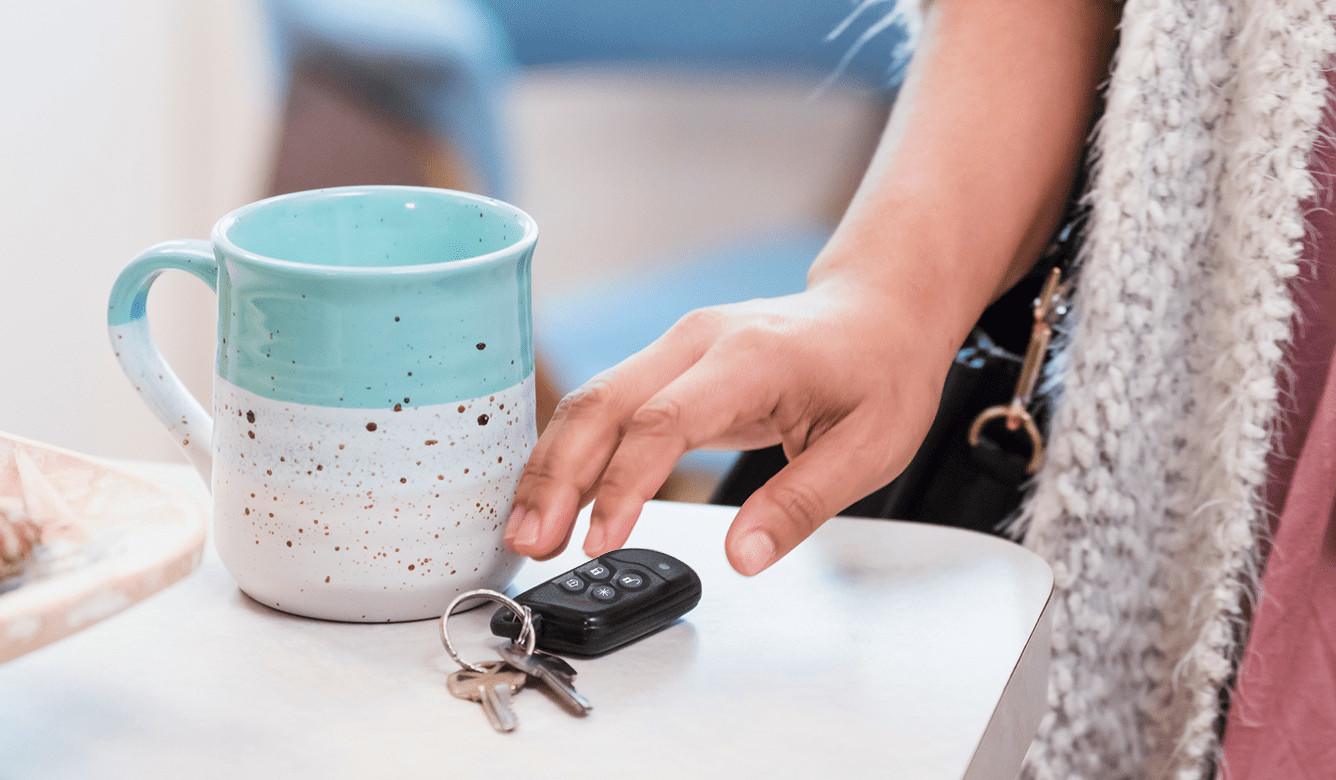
[481,682,519,733]
[448,660,528,733]
[497,645,594,716]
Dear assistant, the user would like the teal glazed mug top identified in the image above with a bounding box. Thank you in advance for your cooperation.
[108,186,538,621]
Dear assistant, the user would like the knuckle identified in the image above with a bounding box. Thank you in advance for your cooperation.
[595,473,636,503]
[626,399,685,439]
[511,475,531,503]
[517,457,558,491]
[672,307,724,337]
[593,464,651,507]
[762,480,828,536]
[554,378,616,420]
[722,318,786,353]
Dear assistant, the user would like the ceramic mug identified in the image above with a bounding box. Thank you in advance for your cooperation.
[107,186,537,621]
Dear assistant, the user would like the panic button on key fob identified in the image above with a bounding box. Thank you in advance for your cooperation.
[490,548,702,656]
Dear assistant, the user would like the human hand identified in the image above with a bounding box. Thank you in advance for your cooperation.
[502,276,956,575]
[498,0,1117,576]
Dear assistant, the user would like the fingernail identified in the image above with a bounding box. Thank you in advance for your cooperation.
[584,524,605,556]
[735,530,777,576]
[517,508,543,547]
[503,505,527,543]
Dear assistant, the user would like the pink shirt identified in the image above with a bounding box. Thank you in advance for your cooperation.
[1218,69,1336,778]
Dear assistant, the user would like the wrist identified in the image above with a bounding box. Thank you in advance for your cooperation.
[802,269,962,392]
[807,206,1001,356]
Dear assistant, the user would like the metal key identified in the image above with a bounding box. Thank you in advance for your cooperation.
[447,660,528,732]
[498,644,593,716]
[531,649,578,678]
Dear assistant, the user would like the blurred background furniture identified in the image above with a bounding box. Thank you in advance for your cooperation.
[0,1,902,500]
[262,0,903,498]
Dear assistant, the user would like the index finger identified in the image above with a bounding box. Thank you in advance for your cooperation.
[505,311,719,557]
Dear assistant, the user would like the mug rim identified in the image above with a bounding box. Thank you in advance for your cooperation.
[212,185,539,276]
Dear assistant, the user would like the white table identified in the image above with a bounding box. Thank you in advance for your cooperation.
[0,463,1052,780]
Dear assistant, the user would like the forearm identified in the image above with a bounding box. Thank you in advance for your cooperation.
[810,0,1118,355]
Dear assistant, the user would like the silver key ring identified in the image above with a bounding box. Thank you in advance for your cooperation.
[440,588,536,673]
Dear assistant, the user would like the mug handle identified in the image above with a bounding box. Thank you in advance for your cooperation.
[107,240,218,482]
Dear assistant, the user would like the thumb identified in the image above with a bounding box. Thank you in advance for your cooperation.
[724,418,894,576]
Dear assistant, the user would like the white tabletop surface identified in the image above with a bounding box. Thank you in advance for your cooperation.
[0,463,1052,780]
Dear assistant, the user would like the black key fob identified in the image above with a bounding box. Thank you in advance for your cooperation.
[490,548,702,656]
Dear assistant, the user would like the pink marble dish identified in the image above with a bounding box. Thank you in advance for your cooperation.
[0,433,207,663]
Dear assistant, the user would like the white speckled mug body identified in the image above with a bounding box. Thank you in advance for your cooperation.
[108,187,539,621]
[213,377,533,621]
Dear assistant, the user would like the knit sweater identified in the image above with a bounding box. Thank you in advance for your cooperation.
[896,1,1336,777]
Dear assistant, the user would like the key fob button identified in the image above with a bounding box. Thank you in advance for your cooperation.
[558,575,586,593]
[589,584,618,601]
[605,549,691,582]
[578,562,612,581]
[615,571,646,590]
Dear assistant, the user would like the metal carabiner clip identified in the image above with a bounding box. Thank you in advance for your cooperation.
[967,267,1067,475]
